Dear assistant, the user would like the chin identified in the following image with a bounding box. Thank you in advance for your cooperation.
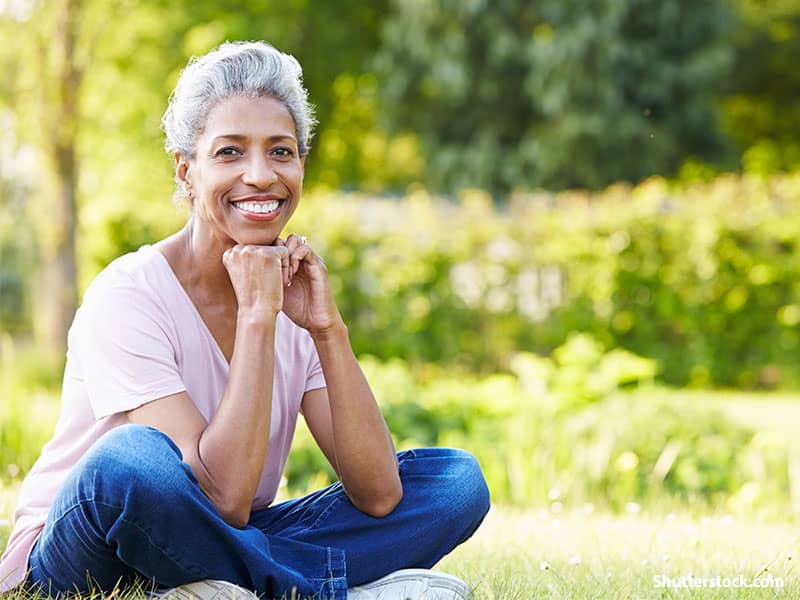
[235,231,282,247]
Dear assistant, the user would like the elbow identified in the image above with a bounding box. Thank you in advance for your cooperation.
[216,496,251,529]
[206,494,250,529]
[189,452,251,528]
[356,482,404,518]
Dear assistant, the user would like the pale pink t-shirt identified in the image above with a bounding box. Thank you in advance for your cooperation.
[0,244,326,591]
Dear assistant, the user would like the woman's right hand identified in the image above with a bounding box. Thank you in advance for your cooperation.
[222,244,290,317]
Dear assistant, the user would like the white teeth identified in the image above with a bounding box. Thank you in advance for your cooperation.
[234,200,280,214]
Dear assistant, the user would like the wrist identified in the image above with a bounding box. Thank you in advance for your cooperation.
[309,320,348,345]
[236,308,279,331]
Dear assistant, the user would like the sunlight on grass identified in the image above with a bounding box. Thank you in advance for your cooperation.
[2,493,799,598]
[439,505,799,599]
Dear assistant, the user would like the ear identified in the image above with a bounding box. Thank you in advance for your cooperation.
[175,153,192,194]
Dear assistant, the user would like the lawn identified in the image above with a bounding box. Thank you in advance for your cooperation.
[1,501,798,599]
[439,505,798,599]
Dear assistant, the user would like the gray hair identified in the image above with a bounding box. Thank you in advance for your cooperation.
[162,41,316,200]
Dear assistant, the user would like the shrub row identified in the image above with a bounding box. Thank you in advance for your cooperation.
[286,336,792,513]
[287,172,800,387]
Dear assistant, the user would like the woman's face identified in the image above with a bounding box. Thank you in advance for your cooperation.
[177,95,305,247]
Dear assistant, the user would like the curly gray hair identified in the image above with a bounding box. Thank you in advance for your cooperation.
[162,41,316,202]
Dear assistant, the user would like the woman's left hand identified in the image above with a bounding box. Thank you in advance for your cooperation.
[275,234,344,335]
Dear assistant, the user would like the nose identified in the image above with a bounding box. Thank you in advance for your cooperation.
[241,153,278,189]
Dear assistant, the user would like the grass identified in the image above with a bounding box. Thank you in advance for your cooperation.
[438,505,799,599]
[2,500,798,599]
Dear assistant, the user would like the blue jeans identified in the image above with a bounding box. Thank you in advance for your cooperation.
[27,425,490,599]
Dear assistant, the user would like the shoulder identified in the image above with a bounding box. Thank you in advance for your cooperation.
[83,245,167,300]
[78,245,173,325]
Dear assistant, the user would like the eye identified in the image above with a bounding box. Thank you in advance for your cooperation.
[215,146,242,157]
[271,147,295,159]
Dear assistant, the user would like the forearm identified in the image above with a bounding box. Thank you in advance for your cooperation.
[312,323,401,514]
[197,313,275,523]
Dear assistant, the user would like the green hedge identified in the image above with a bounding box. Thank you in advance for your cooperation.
[285,336,791,513]
[287,173,800,387]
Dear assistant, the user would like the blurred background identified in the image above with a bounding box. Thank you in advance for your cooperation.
[2,0,800,522]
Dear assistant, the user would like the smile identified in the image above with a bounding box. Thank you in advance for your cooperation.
[232,200,280,214]
[230,199,284,222]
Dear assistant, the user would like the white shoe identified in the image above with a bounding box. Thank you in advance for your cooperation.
[150,579,259,599]
[347,569,472,600]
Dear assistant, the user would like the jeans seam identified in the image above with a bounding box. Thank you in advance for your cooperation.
[297,492,346,536]
[40,499,207,582]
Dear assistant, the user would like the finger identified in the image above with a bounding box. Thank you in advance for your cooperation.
[284,233,306,254]
[289,243,316,278]
[274,237,287,247]
[222,245,237,268]
[274,245,291,287]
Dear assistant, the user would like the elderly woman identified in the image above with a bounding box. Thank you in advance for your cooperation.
[0,42,489,599]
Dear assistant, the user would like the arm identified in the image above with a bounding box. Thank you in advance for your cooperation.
[302,326,402,517]
[127,244,289,528]
[281,235,402,517]
[126,313,275,528]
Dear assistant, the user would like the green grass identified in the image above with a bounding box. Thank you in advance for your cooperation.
[439,506,799,599]
[2,501,798,599]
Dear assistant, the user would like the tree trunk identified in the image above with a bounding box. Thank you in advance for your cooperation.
[36,0,82,355]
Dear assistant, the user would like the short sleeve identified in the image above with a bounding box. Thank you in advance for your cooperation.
[74,278,186,420]
[304,341,326,393]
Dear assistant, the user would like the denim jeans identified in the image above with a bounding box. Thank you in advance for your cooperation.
[27,425,490,599]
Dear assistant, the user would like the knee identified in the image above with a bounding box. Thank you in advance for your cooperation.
[88,424,182,467]
[442,449,491,523]
[77,424,189,504]
[402,447,490,525]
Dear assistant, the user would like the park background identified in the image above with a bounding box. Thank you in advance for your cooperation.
[2,0,800,597]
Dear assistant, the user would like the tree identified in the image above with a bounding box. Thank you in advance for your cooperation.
[722,0,800,173]
[376,0,734,194]
[1,0,392,348]
[1,0,93,352]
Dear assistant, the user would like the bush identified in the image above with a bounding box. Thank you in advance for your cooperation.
[0,335,60,484]
[288,172,800,387]
[286,335,790,513]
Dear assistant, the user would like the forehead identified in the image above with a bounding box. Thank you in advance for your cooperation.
[201,95,297,142]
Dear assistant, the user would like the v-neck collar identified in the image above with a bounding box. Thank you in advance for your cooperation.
[145,244,231,369]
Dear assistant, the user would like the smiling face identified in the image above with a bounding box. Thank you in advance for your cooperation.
[177,95,305,247]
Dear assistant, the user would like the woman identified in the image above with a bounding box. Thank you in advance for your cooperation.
[0,41,489,599]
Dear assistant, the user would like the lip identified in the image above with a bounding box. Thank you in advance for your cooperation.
[231,193,282,203]
[230,197,285,222]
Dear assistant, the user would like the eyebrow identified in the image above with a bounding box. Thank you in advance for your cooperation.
[211,134,297,144]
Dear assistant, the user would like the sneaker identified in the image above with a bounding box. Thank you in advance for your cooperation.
[150,579,259,599]
[347,569,472,600]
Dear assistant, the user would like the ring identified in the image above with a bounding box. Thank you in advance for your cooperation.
[300,235,307,245]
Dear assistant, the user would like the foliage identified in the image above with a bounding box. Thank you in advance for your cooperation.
[286,172,800,388]
[376,0,734,194]
[722,0,800,174]
[0,110,37,334]
[0,335,61,485]
[285,336,791,514]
